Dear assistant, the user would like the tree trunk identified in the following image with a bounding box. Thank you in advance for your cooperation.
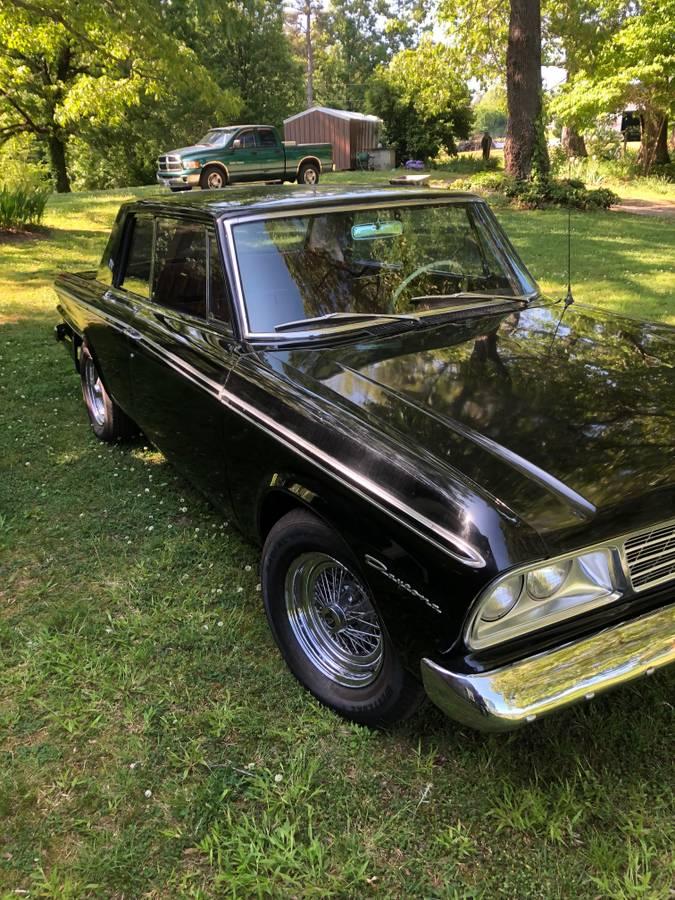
[48,133,71,193]
[504,0,549,180]
[305,0,314,107]
[638,109,670,173]
[655,114,670,165]
[561,124,587,157]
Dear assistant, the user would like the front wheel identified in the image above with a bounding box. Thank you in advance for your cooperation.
[261,510,424,727]
[297,162,320,185]
[200,165,227,190]
[80,343,137,442]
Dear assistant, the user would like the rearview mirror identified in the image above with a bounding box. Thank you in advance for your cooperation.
[351,221,403,241]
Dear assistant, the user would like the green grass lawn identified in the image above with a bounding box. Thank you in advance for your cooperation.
[1,185,674,898]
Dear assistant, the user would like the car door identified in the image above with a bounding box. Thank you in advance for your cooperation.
[87,211,153,416]
[127,216,239,512]
[227,129,260,182]
[256,128,285,179]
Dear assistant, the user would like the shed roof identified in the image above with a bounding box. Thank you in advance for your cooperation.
[284,106,382,125]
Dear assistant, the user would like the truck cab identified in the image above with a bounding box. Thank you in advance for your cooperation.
[157,125,333,191]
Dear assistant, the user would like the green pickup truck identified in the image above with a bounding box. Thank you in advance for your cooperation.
[156,124,333,191]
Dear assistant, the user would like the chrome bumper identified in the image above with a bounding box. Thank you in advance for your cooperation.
[421,604,675,732]
[156,173,200,187]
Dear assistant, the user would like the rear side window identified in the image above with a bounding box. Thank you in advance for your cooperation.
[119,215,153,297]
[257,129,277,148]
[152,218,207,318]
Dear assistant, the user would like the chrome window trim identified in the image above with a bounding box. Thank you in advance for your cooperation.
[465,516,675,650]
[62,288,485,568]
[218,197,538,342]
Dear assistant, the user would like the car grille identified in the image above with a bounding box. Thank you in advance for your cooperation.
[624,522,675,592]
[157,155,181,172]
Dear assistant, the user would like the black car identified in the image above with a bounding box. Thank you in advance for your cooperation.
[54,185,675,731]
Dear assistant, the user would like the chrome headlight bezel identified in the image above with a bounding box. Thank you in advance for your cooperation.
[466,546,627,651]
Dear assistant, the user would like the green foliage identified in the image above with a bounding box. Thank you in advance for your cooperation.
[474,85,508,137]
[454,171,619,210]
[0,184,49,228]
[366,39,472,161]
[307,0,431,110]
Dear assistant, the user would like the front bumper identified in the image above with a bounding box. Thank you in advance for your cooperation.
[156,172,201,188]
[421,604,675,732]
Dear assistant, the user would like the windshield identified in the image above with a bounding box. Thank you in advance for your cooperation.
[199,129,236,147]
[232,201,539,335]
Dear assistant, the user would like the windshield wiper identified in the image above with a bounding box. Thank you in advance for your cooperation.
[409,291,525,306]
[274,311,420,333]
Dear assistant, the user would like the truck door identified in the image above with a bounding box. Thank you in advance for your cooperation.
[227,129,260,182]
[256,128,285,179]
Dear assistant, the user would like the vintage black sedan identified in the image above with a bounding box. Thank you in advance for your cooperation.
[54,186,675,731]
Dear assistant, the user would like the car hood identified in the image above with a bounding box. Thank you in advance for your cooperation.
[265,302,675,554]
[162,144,211,157]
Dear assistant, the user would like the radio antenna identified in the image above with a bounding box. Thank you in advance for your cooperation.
[564,158,574,308]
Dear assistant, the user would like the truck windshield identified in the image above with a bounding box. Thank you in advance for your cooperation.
[200,129,236,147]
[231,201,539,335]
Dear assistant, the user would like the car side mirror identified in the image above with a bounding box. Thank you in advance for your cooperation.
[231,138,241,150]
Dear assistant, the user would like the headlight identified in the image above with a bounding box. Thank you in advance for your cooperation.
[467,548,623,650]
[480,576,522,621]
[183,160,201,169]
[526,561,572,599]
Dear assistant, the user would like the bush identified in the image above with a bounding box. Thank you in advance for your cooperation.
[452,171,619,210]
[0,185,50,230]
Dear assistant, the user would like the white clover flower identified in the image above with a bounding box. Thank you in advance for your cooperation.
[144,789,152,798]
[274,774,283,783]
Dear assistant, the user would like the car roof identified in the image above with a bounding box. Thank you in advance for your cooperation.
[129,184,483,221]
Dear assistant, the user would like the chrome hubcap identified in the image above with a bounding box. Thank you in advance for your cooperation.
[285,552,383,688]
[207,172,223,189]
[304,169,317,185]
[83,356,106,426]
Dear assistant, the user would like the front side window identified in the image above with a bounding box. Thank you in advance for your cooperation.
[153,218,206,318]
[119,214,153,298]
[232,203,539,334]
[238,131,256,149]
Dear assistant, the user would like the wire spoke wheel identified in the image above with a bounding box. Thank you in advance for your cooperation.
[285,552,383,688]
[82,355,106,426]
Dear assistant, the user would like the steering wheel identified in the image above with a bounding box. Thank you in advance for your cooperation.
[391,259,464,307]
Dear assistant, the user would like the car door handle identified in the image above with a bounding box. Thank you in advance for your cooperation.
[124,327,142,341]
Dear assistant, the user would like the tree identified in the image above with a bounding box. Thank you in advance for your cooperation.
[504,0,549,179]
[311,0,431,111]
[0,0,238,191]
[438,0,625,161]
[366,39,472,160]
[551,0,674,171]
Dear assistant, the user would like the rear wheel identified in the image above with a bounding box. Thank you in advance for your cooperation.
[80,343,136,442]
[200,165,227,190]
[297,162,320,185]
[261,510,424,727]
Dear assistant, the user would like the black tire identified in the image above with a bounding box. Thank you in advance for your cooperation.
[297,162,320,186]
[80,343,137,442]
[261,510,424,727]
[200,165,227,190]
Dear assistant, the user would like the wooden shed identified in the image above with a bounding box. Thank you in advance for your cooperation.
[283,106,382,171]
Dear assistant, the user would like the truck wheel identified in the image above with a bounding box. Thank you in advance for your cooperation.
[200,165,227,190]
[297,162,320,185]
[80,343,137,442]
[261,510,424,727]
